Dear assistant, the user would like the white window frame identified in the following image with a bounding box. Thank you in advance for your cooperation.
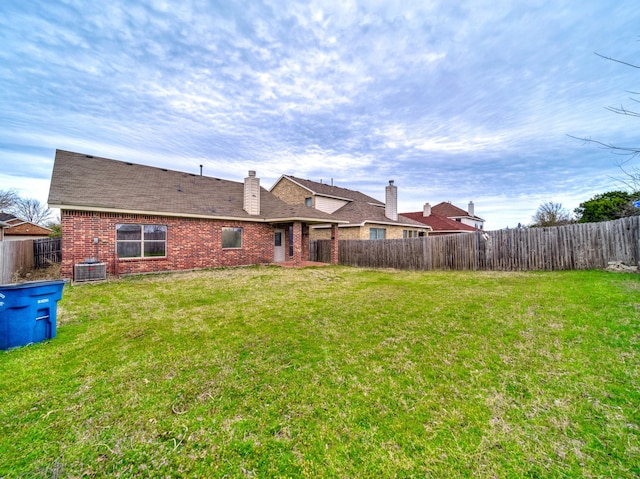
[116,224,167,259]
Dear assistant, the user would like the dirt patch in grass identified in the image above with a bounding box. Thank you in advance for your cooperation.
[10,262,61,282]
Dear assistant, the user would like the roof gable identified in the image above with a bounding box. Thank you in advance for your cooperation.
[4,221,52,236]
[431,202,485,222]
[278,175,384,206]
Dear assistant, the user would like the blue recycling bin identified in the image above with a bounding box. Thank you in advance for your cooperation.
[0,279,69,350]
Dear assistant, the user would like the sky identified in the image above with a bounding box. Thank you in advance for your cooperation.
[1,0,638,229]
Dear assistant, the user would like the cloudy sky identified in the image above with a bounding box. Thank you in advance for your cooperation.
[1,0,638,229]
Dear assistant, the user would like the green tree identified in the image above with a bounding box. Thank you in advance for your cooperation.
[531,202,573,227]
[574,190,639,223]
[46,222,62,237]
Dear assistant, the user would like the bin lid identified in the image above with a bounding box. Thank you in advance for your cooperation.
[0,279,69,290]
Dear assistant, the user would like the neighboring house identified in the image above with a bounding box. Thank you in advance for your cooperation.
[431,201,485,230]
[0,220,8,241]
[270,176,431,240]
[0,213,52,241]
[48,150,345,280]
[401,202,485,235]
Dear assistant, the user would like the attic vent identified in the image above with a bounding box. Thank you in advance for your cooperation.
[74,262,106,282]
[85,155,94,158]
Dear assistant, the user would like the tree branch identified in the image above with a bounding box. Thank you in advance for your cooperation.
[595,52,640,69]
[567,135,640,157]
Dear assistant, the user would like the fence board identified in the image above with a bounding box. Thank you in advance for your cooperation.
[0,240,35,283]
[311,217,640,272]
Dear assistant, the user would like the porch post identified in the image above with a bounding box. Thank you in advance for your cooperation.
[330,223,339,265]
[292,221,303,266]
[301,224,310,262]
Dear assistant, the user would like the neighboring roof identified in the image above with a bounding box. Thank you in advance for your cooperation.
[48,150,344,224]
[3,221,52,237]
[431,202,485,222]
[0,213,52,236]
[401,211,478,233]
[272,175,385,206]
[273,175,430,230]
[331,202,431,229]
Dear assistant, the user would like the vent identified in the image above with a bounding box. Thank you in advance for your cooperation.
[74,263,106,282]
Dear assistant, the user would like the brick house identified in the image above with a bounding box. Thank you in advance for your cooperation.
[0,213,52,241]
[270,176,431,240]
[401,202,485,235]
[48,150,344,280]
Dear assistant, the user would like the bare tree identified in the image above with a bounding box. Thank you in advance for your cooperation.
[570,50,640,190]
[0,189,19,211]
[531,202,573,227]
[11,198,53,225]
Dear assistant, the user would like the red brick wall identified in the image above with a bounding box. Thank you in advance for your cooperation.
[61,211,275,279]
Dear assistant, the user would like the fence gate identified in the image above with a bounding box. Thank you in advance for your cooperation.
[33,237,61,269]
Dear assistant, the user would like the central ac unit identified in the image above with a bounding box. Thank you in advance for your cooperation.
[74,262,107,282]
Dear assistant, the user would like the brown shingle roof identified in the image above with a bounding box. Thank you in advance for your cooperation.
[48,150,342,224]
[281,176,384,206]
[274,175,429,229]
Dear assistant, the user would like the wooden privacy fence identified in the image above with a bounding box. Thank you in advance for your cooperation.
[34,237,61,269]
[311,216,640,271]
[0,240,34,283]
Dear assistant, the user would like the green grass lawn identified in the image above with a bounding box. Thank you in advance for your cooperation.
[1,266,639,478]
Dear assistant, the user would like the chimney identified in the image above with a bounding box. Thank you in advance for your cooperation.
[423,203,431,217]
[385,180,398,221]
[243,170,260,215]
[468,201,475,217]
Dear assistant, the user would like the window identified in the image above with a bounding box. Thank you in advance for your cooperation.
[369,227,386,240]
[305,197,312,207]
[222,227,242,249]
[117,224,166,258]
[403,230,418,238]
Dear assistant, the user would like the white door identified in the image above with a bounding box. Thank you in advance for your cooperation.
[274,229,285,262]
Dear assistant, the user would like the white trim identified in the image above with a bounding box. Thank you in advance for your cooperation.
[313,221,431,230]
[50,204,347,225]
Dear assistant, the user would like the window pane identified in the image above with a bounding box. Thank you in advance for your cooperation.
[144,241,166,257]
[117,224,141,240]
[118,242,141,258]
[274,232,282,247]
[222,228,242,249]
[144,225,166,240]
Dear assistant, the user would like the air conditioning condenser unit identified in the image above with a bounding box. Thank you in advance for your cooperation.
[74,262,107,282]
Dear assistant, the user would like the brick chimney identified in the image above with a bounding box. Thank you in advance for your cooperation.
[244,170,260,215]
[423,203,431,217]
[385,180,398,221]
[468,201,475,217]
